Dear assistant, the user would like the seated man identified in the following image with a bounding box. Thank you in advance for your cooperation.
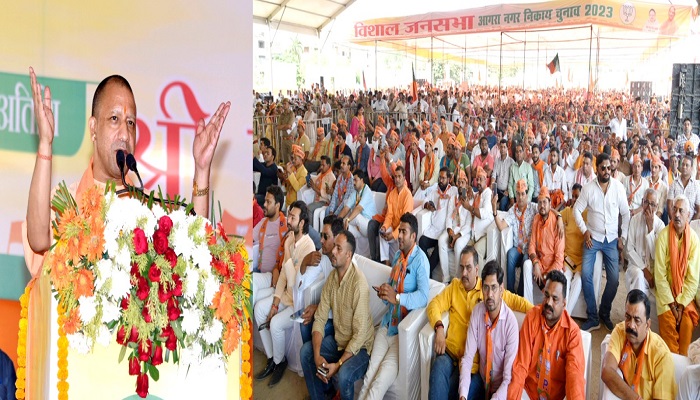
[654,195,700,356]
[625,155,649,216]
[601,289,677,400]
[358,213,429,400]
[624,188,665,300]
[302,155,336,217]
[279,144,308,207]
[508,270,586,399]
[413,135,439,201]
[322,155,355,227]
[523,187,566,305]
[492,139,514,212]
[677,337,700,399]
[297,215,343,344]
[493,179,538,296]
[438,170,472,282]
[464,167,494,262]
[252,185,287,307]
[370,165,414,265]
[253,145,278,207]
[255,201,316,387]
[305,127,330,173]
[427,246,533,400]
[458,261,519,400]
[300,231,374,400]
[544,147,567,210]
[355,130,370,174]
[344,169,377,255]
[418,167,457,279]
[560,183,585,314]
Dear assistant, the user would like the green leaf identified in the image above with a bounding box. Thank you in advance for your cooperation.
[164,348,170,363]
[118,345,127,363]
[173,347,179,363]
[147,363,160,381]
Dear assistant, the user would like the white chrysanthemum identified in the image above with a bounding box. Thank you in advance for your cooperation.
[181,307,203,336]
[169,209,187,228]
[109,268,132,301]
[67,332,93,354]
[183,268,201,300]
[191,245,212,272]
[202,319,223,345]
[152,204,167,220]
[103,229,120,258]
[179,341,203,370]
[78,295,97,324]
[115,246,131,270]
[94,258,113,292]
[142,212,157,238]
[96,325,112,347]
[101,300,121,324]
[203,274,219,306]
[104,191,117,208]
[173,226,195,259]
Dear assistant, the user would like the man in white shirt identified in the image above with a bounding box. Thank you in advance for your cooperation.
[624,188,665,301]
[438,172,473,282]
[609,105,627,142]
[573,153,631,332]
[543,147,567,210]
[320,95,332,134]
[648,156,669,222]
[465,167,495,263]
[418,167,458,281]
[625,155,649,216]
[667,155,700,220]
[560,133,579,192]
[492,139,514,212]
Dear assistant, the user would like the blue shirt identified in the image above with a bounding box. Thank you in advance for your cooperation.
[345,184,376,220]
[381,244,430,336]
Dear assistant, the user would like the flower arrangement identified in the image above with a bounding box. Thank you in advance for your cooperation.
[40,182,251,398]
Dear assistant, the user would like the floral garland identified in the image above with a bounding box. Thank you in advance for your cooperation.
[239,319,252,400]
[15,284,31,400]
[56,304,69,400]
[39,182,252,398]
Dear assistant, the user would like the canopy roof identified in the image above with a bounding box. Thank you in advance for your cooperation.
[253,0,357,36]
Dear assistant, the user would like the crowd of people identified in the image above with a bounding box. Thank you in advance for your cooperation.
[252,84,700,400]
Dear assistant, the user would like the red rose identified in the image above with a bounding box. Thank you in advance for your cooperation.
[133,228,148,255]
[151,344,163,366]
[153,230,169,255]
[142,302,152,323]
[130,262,140,278]
[157,284,170,303]
[233,260,245,284]
[129,355,141,375]
[136,277,149,301]
[138,339,152,362]
[117,326,127,345]
[136,372,149,398]
[128,326,140,343]
[158,216,173,237]
[121,296,130,311]
[164,248,177,268]
[171,274,183,297]
[148,263,161,283]
[167,297,181,321]
[165,333,177,351]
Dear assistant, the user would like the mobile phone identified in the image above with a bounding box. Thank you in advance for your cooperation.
[372,286,380,293]
[306,174,312,187]
[459,187,467,198]
[317,367,329,377]
[426,201,436,210]
[258,321,270,331]
[290,309,305,322]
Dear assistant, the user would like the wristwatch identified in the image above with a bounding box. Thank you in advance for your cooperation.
[395,293,401,304]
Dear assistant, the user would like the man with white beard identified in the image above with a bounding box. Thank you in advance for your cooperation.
[418,167,457,281]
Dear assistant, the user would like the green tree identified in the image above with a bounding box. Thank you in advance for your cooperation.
[273,36,305,89]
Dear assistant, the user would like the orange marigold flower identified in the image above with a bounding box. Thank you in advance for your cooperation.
[74,269,95,299]
[64,308,82,335]
[211,285,234,323]
[222,321,240,355]
[205,223,216,246]
[80,185,104,217]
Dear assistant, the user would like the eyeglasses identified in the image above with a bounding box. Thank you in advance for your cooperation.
[643,200,658,208]
[598,165,611,171]
[321,233,331,240]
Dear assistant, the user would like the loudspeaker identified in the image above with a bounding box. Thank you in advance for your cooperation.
[629,81,652,103]
[670,64,700,139]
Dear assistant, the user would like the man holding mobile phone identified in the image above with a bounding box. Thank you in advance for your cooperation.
[418,167,457,281]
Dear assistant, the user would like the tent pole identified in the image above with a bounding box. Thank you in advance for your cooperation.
[523,31,527,90]
[486,37,489,86]
[537,35,540,89]
[464,35,466,84]
[375,40,378,90]
[499,32,503,98]
[431,36,434,87]
[588,25,592,98]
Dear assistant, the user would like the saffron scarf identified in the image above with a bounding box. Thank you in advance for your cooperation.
[258,212,288,272]
[618,336,647,396]
[388,245,413,329]
[668,222,699,324]
[484,308,500,396]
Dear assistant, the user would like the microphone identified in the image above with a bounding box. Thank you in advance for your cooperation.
[125,153,144,190]
[116,150,132,195]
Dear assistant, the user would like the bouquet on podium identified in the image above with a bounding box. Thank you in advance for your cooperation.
[38,182,251,398]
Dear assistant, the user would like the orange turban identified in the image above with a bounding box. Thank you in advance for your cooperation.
[685,141,695,154]
[331,123,338,131]
[374,126,383,138]
[538,186,550,201]
[610,148,620,160]
[475,166,487,179]
[458,168,467,183]
[338,119,348,127]
[651,155,663,166]
[453,140,463,151]
[453,121,461,129]
[388,130,399,141]
[316,127,325,135]
[632,155,642,166]
[377,116,385,125]
[391,160,403,174]
[292,144,305,159]
[432,123,440,133]
[422,120,430,128]
[424,135,434,148]
[515,179,528,193]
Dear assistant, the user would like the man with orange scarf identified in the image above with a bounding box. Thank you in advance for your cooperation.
[404,133,425,193]
[508,270,586,400]
[305,127,329,173]
[358,213,429,400]
[654,195,700,356]
[279,144,308,207]
[23,70,228,398]
[601,289,677,399]
[414,134,439,201]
